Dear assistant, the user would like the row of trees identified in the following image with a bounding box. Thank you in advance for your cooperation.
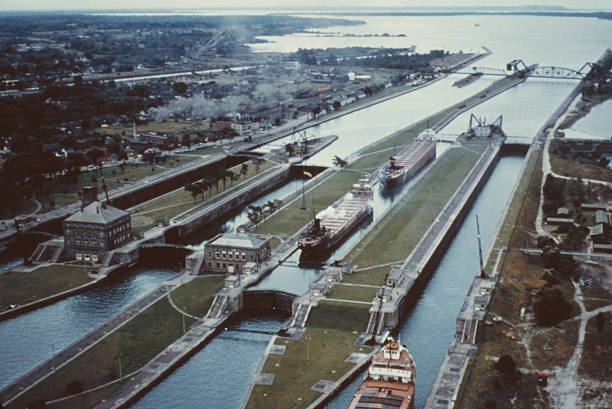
[183,163,249,202]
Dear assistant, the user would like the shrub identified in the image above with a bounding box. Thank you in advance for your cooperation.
[534,287,573,326]
[65,380,83,395]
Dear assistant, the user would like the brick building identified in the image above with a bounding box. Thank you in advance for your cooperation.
[203,233,271,274]
[63,187,131,263]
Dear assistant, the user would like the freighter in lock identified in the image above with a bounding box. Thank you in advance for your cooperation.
[298,174,373,258]
[378,138,436,189]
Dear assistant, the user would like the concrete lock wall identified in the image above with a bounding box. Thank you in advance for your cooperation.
[390,147,502,334]
[177,166,291,238]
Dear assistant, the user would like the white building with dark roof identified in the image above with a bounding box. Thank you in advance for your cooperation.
[63,187,131,263]
[203,233,271,274]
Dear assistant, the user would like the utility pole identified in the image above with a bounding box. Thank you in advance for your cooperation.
[476,215,486,279]
[305,336,312,366]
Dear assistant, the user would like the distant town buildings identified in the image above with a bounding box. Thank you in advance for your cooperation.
[63,187,131,263]
[283,60,301,71]
[203,233,271,274]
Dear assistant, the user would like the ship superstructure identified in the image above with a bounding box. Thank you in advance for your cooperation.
[298,174,373,257]
[348,338,416,409]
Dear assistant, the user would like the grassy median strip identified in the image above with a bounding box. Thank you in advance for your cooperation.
[0,265,92,310]
[8,275,223,409]
[327,285,379,303]
[246,301,373,409]
[41,157,197,214]
[131,159,275,231]
[347,143,486,269]
[170,275,225,318]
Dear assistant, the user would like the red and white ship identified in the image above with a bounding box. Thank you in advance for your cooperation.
[348,338,416,409]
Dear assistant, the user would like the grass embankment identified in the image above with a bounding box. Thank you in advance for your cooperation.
[246,302,373,409]
[8,275,224,409]
[36,157,197,216]
[131,159,274,231]
[0,265,91,310]
[247,143,487,408]
[549,138,612,183]
[170,275,225,318]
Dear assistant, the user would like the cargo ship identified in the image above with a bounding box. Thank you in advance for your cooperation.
[298,174,373,257]
[378,138,436,189]
[347,337,416,409]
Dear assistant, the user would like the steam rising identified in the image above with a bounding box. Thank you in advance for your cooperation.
[150,83,288,121]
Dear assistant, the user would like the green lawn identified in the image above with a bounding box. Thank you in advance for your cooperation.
[170,275,226,318]
[8,297,197,409]
[347,144,486,269]
[131,159,275,231]
[246,301,373,409]
[0,264,92,310]
[327,285,379,303]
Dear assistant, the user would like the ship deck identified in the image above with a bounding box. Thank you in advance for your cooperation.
[350,379,414,409]
[390,139,435,169]
[320,196,370,235]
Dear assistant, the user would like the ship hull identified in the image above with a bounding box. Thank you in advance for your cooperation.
[299,205,372,258]
[379,139,436,190]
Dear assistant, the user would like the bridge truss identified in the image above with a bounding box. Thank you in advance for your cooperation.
[457,59,601,80]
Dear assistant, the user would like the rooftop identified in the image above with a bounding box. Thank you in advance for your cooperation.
[207,233,268,249]
[65,201,129,224]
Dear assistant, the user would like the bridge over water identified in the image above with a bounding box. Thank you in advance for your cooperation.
[455,60,599,80]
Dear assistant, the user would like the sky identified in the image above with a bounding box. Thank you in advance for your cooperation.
[0,0,611,12]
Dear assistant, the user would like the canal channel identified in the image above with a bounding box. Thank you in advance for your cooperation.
[0,266,177,389]
[0,75,578,402]
[127,73,577,407]
[1,12,608,405]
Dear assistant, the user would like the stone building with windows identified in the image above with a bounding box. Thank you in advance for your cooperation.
[203,233,271,274]
[63,187,131,263]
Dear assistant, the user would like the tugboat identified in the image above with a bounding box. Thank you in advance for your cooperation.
[298,174,373,258]
[348,337,416,409]
[378,138,436,189]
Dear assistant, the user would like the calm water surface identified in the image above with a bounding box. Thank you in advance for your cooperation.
[0,267,176,389]
[132,314,286,409]
[566,98,612,139]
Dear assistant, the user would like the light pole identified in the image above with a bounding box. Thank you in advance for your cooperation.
[305,336,312,366]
